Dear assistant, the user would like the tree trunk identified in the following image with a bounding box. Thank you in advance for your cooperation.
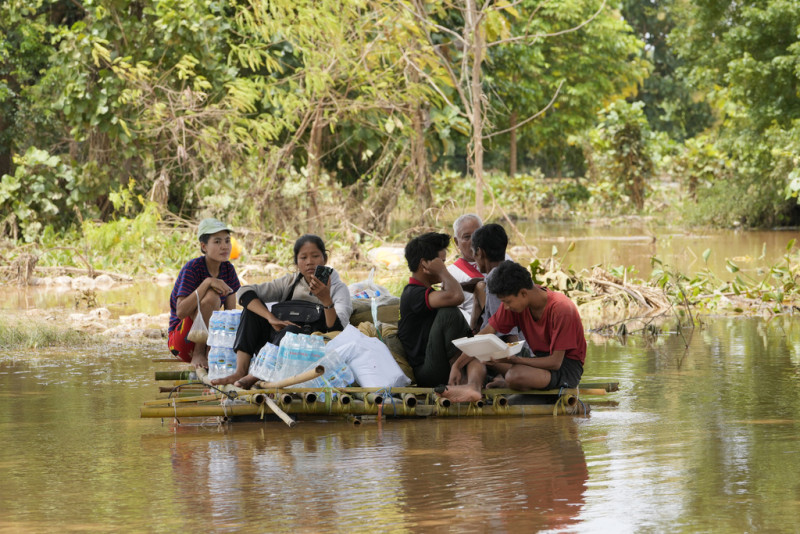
[307,109,323,235]
[509,110,518,177]
[467,0,485,218]
[412,105,432,216]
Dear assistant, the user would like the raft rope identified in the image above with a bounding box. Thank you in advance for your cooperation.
[374,387,397,417]
[160,381,239,426]
[553,387,567,416]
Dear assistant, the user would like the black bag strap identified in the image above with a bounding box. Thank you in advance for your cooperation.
[286,273,304,301]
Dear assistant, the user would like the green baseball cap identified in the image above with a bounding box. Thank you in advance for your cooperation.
[197,218,232,239]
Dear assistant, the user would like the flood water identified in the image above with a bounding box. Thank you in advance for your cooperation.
[2,317,799,532]
[2,226,800,532]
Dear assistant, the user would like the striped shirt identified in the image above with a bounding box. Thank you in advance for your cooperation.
[168,256,240,332]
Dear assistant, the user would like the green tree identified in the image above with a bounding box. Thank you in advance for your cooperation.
[670,0,800,226]
[484,0,648,178]
[620,0,712,141]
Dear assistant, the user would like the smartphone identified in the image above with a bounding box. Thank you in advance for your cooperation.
[314,265,333,285]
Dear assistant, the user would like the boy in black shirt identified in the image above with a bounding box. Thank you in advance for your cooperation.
[398,232,485,402]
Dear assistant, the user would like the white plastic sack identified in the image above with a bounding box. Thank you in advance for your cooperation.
[326,325,410,388]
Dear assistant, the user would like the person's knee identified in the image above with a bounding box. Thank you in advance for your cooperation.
[200,290,220,308]
[436,306,466,324]
[505,367,543,390]
[504,367,524,389]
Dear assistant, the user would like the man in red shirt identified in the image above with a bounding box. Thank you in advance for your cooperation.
[453,260,586,391]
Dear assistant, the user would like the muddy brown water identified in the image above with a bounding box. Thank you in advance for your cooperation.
[2,226,799,531]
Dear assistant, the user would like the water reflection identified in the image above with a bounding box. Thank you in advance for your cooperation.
[156,417,588,532]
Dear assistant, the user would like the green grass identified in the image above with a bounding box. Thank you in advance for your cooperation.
[0,318,91,349]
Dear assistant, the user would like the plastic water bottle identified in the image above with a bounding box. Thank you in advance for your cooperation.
[209,311,224,347]
[295,334,316,373]
[251,343,279,381]
[321,350,354,387]
[274,332,297,379]
[225,310,242,348]
[207,347,217,380]
[225,310,241,348]
[309,335,326,365]
[223,348,237,377]
[208,347,227,380]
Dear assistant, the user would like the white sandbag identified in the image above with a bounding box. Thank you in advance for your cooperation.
[326,325,410,388]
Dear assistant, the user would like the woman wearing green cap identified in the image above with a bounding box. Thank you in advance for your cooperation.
[168,218,241,368]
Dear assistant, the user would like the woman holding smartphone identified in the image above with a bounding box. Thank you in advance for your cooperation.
[211,234,353,388]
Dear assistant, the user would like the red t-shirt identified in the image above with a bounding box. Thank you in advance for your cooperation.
[489,288,586,365]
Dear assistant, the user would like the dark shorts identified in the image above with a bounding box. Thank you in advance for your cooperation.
[547,357,583,389]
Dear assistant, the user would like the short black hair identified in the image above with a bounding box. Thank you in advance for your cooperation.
[487,260,533,298]
[405,232,450,272]
[471,223,508,262]
[293,234,328,264]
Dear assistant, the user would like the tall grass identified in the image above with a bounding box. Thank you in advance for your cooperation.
[0,318,90,349]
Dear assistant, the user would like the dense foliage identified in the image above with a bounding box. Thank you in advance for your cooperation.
[0,0,798,243]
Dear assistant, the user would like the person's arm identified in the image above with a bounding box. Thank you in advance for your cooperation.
[425,257,464,308]
[503,350,565,371]
[175,277,232,319]
[469,280,486,332]
[448,323,497,384]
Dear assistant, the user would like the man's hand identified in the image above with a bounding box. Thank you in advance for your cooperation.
[422,257,447,276]
[460,277,483,293]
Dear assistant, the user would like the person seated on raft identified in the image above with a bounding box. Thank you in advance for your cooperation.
[397,232,485,403]
[446,214,485,324]
[211,234,352,389]
[168,218,240,369]
[459,260,586,391]
[468,223,523,344]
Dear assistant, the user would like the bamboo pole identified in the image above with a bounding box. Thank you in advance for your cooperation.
[144,394,223,406]
[140,398,583,418]
[264,396,296,428]
[155,370,194,381]
[353,392,384,405]
[255,366,324,389]
[158,385,205,393]
[402,393,417,409]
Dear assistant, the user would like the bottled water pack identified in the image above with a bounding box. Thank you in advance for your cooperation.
[208,310,241,348]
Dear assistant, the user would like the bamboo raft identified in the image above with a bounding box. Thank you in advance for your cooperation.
[141,364,619,426]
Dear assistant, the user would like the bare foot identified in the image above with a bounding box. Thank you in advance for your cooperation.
[190,352,208,369]
[486,376,507,389]
[233,374,260,390]
[211,371,246,386]
[439,384,482,403]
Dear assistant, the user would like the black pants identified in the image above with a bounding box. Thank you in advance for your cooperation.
[233,307,342,356]
[413,307,471,387]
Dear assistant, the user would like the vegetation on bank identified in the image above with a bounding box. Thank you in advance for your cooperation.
[0,316,92,349]
[1,0,799,246]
